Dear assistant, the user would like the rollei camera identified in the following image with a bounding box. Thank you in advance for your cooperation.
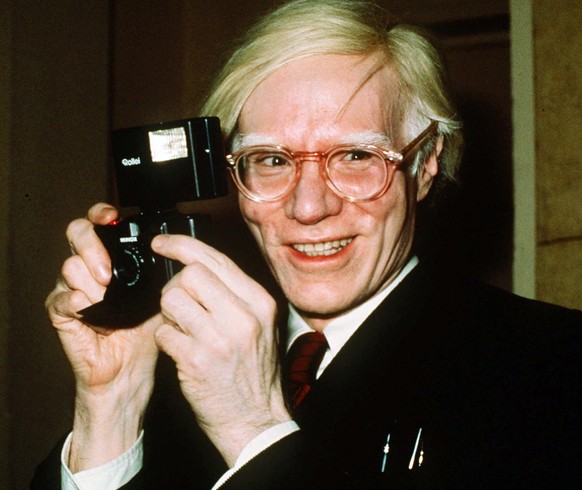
[78,117,228,328]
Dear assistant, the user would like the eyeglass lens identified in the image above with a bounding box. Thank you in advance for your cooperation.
[236,146,393,201]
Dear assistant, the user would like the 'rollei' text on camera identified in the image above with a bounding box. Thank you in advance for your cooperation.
[122,157,141,166]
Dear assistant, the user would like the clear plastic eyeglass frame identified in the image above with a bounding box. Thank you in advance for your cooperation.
[226,120,438,203]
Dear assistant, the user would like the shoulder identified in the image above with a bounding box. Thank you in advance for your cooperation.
[402,263,582,384]
[414,262,582,331]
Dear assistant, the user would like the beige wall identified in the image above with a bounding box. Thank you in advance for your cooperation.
[3,2,111,487]
[533,0,582,309]
[512,0,582,309]
[0,3,12,488]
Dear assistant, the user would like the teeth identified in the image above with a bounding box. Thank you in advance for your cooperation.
[292,238,353,257]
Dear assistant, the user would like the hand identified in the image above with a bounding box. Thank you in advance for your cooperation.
[152,234,291,466]
[46,203,160,471]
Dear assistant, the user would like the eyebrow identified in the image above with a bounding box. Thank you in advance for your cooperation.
[233,131,394,151]
[232,133,279,150]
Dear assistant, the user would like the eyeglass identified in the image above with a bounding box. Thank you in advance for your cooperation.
[227,120,438,203]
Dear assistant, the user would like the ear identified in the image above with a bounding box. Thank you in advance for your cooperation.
[416,135,442,202]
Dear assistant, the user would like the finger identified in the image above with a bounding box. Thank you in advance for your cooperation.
[152,235,270,308]
[155,322,219,380]
[66,218,112,286]
[61,255,107,304]
[160,284,209,335]
[46,287,92,325]
[163,263,273,349]
[166,262,242,318]
[86,202,119,225]
[158,277,214,347]
[152,234,222,268]
[160,274,248,345]
[154,322,194,362]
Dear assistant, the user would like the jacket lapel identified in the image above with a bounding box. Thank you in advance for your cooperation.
[292,264,442,483]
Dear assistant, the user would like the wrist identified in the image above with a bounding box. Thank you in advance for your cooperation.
[205,399,292,467]
[69,379,153,472]
[62,430,144,487]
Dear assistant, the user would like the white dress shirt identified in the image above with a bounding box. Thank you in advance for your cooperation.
[61,257,419,489]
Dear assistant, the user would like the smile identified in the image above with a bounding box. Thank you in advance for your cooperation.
[292,238,353,257]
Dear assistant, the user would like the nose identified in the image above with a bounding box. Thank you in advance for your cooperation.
[284,159,343,224]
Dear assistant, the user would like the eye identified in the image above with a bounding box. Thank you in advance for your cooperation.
[340,148,377,162]
[263,154,289,167]
[332,147,382,169]
[248,151,291,167]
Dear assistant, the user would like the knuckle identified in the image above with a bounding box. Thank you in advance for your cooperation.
[61,255,81,278]
[65,218,89,241]
[45,288,75,322]
[44,288,59,312]
[261,294,278,315]
[180,262,207,284]
[210,250,233,271]
[160,286,186,311]
[213,337,233,359]
[154,324,170,344]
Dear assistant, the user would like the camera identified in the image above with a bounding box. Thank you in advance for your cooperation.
[78,116,228,328]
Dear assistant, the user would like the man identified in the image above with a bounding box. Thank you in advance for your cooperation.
[33,0,581,488]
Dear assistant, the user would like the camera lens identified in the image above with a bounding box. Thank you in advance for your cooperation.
[113,245,144,287]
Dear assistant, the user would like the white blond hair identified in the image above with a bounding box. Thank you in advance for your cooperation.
[201,0,462,185]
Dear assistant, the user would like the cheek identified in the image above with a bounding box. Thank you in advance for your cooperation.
[239,195,256,227]
[239,197,262,241]
[362,176,415,253]
[239,200,290,282]
[239,197,278,255]
[362,175,409,227]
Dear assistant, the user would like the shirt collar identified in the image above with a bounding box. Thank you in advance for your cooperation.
[286,256,419,355]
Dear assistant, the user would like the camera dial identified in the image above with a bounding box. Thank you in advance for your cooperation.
[113,243,147,288]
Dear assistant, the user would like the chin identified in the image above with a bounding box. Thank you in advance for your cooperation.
[289,291,356,317]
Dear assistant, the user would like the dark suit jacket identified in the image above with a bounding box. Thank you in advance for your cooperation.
[32,263,582,489]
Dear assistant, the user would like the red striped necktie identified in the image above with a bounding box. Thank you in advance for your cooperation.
[285,331,329,410]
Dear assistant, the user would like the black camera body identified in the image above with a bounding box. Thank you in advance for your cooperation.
[78,116,227,327]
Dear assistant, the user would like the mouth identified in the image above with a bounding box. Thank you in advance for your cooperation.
[291,237,353,257]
